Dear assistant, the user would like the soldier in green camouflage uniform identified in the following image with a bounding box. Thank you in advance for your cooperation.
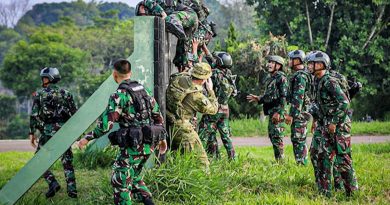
[29,67,78,198]
[78,59,167,205]
[307,51,358,197]
[247,55,288,161]
[166,62,218,167]
[198,52,236,159]
[284,50,312,165]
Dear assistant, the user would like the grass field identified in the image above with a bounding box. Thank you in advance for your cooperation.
[230,119,390,137]
[1,143,389,204]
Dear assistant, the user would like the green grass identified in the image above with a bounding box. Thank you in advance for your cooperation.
[230,118,390,137]
[1,143,389,204]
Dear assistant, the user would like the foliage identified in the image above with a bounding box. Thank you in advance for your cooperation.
[15,0,134,29]
[0,26,22,63]
[0,31,87,97]
[0,94,17,139]
[5,114,29,139]
[1,143,389,204]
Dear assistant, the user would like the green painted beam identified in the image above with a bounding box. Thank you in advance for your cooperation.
[0,16,155,205]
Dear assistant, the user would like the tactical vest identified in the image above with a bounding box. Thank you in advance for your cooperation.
[39,87,71,123]
[166,72,198,120]
[118,80,152,125]
[109,80,166,147]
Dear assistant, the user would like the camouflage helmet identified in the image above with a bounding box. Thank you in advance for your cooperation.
[310,51,331,68]
[191,62,212,79]
[304,50,318,62]
[40,67,61,83]
[213,51,233,68]
[288,50,305,63]
[267,55,285,67]
[135,1,148,16]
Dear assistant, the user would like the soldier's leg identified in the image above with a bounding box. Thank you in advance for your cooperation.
[111,150,133,205]
[333,165,344,190]
[309,127,322,190]
[216,114,235,160]
[317,131,336,197]
[334,119,358,195]
[61,148,77,197]
[291,116,308,165]
[165,13,186,39]
[198,115,218,158]
[268,116,285,161]
[130,153,154,204]
[37,135,61,197]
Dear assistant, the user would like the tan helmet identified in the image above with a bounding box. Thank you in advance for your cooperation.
[267,55,285,68]
[191,62,212,79]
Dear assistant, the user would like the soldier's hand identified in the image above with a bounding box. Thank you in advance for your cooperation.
[328,123,336,134]
[311,120,317,134]
[78,138,89,149]
[158,140,168,155]
[285,115,293,125]
[272,112,281,124]
[29,134,37,149]
[246,94,260,103]
[205,78,213,91]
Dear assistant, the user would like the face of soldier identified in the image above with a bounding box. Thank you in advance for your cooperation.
[288,59,293,68]
[138,5,146,16]
[41,77,50,87]
[267,61,276,73]
[308,62,315,74]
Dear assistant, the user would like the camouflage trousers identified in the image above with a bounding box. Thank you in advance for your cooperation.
[170,120,210,167]
[37,134,76,194]
[198,113,235,159]
[309,124,323,189]
[290,113,309,165]
[166,10,198,39]
[268,114,286,161]
[111,146,153,205]
[318,118,358,196]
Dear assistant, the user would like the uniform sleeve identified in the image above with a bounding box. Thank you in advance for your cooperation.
[66,92,78,116]
[184,90,218,115]
[278,74,289,117]
[29,92,42,134]
[146,89,164,124]
[144,0,165,16]
[219,73,234,105]
[289,74,307,118]
[325,78,349,124]
[85,91,125,140]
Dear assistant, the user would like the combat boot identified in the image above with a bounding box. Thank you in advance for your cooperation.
[143,197,155,205]
[165,19,186,39]
[45,181,61,198]
[67,191,77,198]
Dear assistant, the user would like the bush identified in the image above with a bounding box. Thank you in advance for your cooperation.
[5,114,29,139]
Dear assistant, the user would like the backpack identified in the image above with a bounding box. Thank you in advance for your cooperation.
[166,72,198,119]
[288,70,313,105]
[39,87,71,123]
[329,70,351,100]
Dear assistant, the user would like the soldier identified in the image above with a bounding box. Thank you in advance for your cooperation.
[246,55,288,161]
[198,52,236,160]
[78,59,167,205]
[284,50,312,165]
[29,67,78,198]
[307,51,358,196]
[166,62,218,167]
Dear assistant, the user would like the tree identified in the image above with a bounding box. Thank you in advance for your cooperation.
[0,0,30,27]
[0,31,87,98]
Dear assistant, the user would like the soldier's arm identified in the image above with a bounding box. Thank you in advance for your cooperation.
[185,91,218,115]
[144,0,165,16]
[289,74,307,118]
[84,91,126,140]
[66,92,78,115]
[219,75,234,105]
[278,74,289,117]
[146,89,164,125]
[29,92,41,134]
[326,78,349,124]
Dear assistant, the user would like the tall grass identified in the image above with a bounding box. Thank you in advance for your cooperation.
[1,143,389,204]
[230,118,390,137]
